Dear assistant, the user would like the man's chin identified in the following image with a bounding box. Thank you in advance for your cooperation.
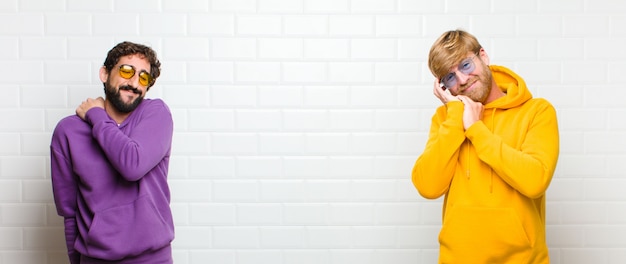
[112,98,143,113]
[122,96,138,104]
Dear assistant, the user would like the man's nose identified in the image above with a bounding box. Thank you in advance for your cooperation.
[454,70,471,85]
[128,74,142,87]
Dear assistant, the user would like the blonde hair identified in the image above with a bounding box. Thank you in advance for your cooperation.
[428,29,482,79]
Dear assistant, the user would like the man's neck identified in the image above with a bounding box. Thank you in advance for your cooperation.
[104,100,131,125]
[484,79,506,104]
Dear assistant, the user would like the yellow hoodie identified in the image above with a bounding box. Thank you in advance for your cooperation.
[412,65,559,264]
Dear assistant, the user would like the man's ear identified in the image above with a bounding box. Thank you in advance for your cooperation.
[99,66,109,83]
[478,48,490,65]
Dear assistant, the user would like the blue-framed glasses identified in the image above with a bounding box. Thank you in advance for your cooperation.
[439,55,477,89]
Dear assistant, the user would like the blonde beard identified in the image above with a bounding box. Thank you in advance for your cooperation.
[458,68,493,103]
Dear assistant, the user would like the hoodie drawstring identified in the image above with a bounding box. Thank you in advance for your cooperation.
[465,108,498,193]
[489,108,497,193]
[466,140,470,179]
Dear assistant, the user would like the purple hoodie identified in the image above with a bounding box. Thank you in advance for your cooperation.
[50,99,174,263]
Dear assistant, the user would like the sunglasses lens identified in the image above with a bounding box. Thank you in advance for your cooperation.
[119,65,135,79]
[118,65,153,86]
[138,71,153,87]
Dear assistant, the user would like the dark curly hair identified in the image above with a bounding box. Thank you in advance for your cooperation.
[102,41,161,89]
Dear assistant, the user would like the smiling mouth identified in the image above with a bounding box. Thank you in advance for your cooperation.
[119,90,137,99]
[119,85,141,95]
[460,79,478,94]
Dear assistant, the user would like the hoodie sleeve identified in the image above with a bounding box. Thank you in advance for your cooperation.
[84,100,174,182]
[412,101,468,199]
[50,123,81,264]
[466,99,559,199]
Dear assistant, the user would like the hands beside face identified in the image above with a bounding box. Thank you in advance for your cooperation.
[433,79,483,130]
[457,95,483,130]
[76,97,105,120]
[432,79,460,104]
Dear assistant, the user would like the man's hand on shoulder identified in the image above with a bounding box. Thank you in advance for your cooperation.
[76,97,105,120]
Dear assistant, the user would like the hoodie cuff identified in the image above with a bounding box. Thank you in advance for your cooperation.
[84,107,109,126]
[445,101,465,128]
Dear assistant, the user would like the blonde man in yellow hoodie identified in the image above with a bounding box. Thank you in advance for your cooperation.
[412,29,559,263]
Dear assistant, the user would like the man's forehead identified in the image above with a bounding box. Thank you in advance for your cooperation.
[116,55,150,70]
[445,52,475,71]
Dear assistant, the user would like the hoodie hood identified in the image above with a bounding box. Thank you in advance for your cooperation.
[485,65,533,110]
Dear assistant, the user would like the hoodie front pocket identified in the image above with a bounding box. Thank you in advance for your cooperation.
[85,195,174,260]
[438,206,531,263]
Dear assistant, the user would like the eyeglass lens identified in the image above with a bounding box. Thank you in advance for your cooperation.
[118,64,153,87]
[440,57,475,89]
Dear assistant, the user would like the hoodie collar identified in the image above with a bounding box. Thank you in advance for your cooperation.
[485,65,532,109]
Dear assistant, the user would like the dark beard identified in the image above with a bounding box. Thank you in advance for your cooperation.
[104,83,144,113]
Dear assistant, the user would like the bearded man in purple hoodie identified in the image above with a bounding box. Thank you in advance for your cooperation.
[50,41,174,264]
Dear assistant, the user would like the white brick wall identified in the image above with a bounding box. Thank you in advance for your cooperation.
[1,0,625,263]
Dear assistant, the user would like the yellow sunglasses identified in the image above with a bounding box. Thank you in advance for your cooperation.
[118,64,154,87]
